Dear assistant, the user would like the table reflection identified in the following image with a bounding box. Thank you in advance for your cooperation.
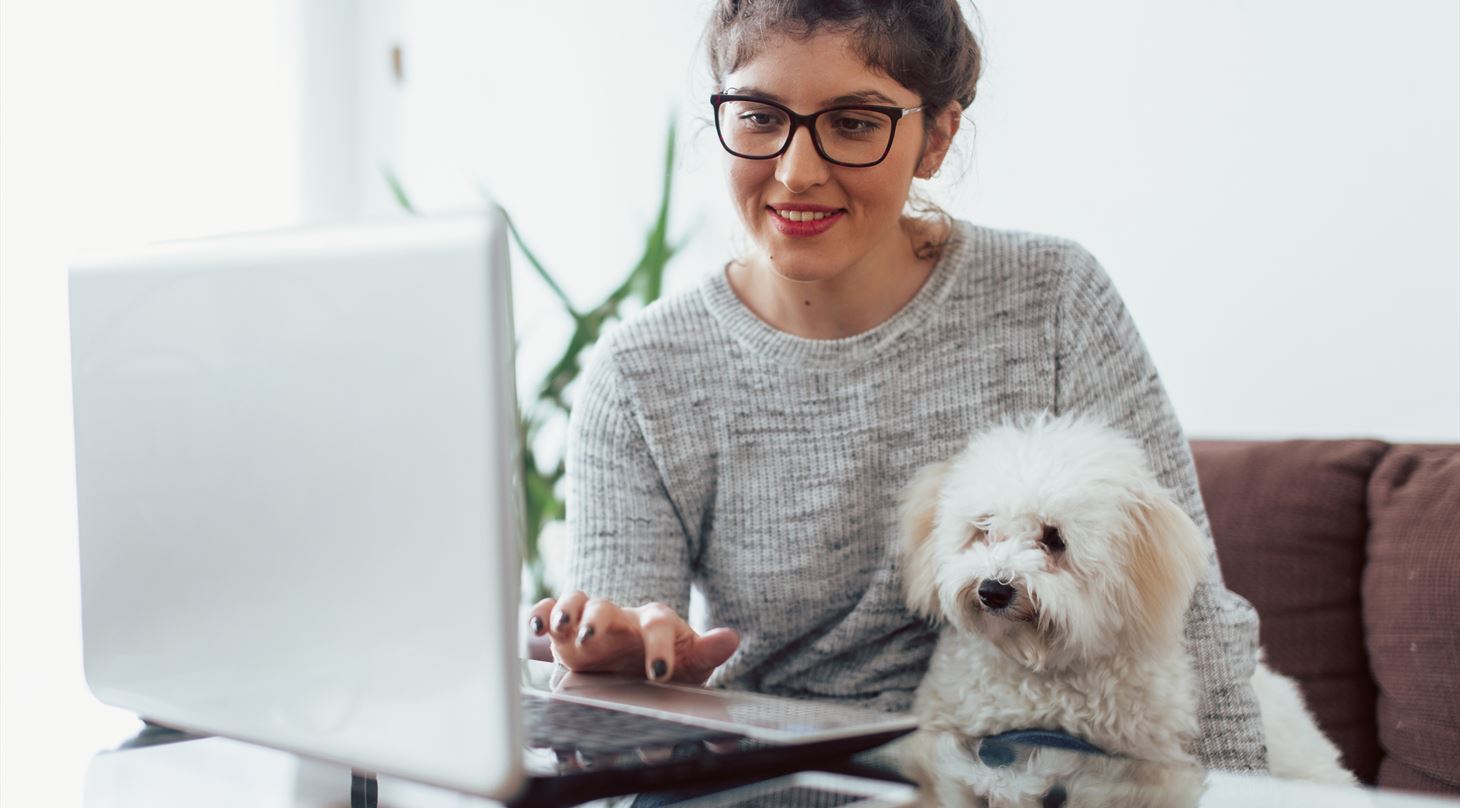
[84,729,493,808]
[93,724,1442,808]
[894,729,1208,808]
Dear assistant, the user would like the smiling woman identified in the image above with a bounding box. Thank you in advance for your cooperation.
[531,0,1269,775]
[718,25,957,336]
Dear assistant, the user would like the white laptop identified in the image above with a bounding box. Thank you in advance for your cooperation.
[68,212,916,804]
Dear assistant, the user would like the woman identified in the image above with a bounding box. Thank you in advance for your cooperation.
[529,0,1266,770]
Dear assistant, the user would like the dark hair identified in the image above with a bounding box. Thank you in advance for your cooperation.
[704,0,982,258]
[705,0,982,135]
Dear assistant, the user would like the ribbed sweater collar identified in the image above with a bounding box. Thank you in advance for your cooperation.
[698,219,970,369]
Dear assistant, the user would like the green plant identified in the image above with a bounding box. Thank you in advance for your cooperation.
[383,119,687,601]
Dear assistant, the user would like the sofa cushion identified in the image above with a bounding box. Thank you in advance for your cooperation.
[1191,439,1388,782]
[1364,445,1460,795]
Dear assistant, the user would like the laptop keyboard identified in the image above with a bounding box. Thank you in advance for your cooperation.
[522,694,742,753]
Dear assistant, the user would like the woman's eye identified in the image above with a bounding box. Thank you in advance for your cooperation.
[1041,525,1066,553]
[828,113,885,137]
[737,109,785,129]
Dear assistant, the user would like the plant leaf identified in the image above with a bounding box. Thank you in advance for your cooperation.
[473,183,583,322]
[381,165,418,214]
[394,115,688,603]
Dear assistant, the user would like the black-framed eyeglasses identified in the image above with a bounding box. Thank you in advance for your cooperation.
[710,93,924,168]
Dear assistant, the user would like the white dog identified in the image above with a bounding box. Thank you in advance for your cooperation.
[898,414,1354,783]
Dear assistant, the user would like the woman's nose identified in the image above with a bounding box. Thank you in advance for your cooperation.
[774,126,830,193]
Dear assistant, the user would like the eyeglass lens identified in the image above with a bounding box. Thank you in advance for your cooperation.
[716,99,894,166]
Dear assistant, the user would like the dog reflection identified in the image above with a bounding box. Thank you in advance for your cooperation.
[900,730,1207,808]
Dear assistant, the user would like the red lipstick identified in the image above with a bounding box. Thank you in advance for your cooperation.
[767,203,845,238]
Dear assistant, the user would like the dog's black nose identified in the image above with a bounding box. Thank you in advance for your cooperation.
[977,580,1016,610]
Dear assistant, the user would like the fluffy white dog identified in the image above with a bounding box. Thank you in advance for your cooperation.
[899,414,1354,783]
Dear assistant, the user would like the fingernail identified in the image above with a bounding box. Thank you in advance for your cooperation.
[529,616,544,636]
[651,659,667,680]
[577,625,594,644]
[556,611,570,629]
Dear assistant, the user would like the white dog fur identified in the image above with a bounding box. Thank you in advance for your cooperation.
[899,414,1354,783]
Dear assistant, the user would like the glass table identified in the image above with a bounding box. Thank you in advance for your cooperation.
[79,723,1460,808]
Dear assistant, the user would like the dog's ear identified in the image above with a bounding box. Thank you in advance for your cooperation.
[1119,492,1209,650]
[899,459,952,621]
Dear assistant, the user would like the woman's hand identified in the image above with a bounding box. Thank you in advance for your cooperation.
[529,591,739,684]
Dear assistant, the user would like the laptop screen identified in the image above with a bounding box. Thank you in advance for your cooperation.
[70,213,526,797]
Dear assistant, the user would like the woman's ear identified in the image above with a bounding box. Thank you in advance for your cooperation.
[916,102,963,179]
[899,459,952,620]
[1118,493,1210,650]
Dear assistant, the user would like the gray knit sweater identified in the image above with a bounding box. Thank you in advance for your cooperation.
[565,220,1266,770]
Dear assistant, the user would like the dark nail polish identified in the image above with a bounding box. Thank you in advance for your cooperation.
[577,625,594,643]
[556,611,570,629]
[651,659,668,680]
[529,616,544,636]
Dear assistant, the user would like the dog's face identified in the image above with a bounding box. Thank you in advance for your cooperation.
[899,416,1208,669]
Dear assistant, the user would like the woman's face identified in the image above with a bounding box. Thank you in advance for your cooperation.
[719,30,947,283]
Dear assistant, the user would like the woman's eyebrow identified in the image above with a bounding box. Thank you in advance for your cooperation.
[723,86,899,107]
[724,86,783,102]
[825,90,897,106]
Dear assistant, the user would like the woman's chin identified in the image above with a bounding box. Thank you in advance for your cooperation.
[763,260,819,281]
[759,244,854,283]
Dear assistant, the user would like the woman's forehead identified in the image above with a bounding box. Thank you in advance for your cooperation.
[721,30,915,108]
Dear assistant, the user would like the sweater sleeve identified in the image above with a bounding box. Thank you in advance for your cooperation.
[564,339,694,617]
[1052,244,1268,772]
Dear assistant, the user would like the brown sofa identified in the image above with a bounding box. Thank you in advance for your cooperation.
[1192,440,1459,795]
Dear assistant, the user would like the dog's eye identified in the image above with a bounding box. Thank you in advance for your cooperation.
[963,526,984,548]
[1041,525,1066,553]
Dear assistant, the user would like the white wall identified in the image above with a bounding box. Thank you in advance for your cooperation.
[953,2,1460,441]
[0,2,305,804]
[347,0,1460,442]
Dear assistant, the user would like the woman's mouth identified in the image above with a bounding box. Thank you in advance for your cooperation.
[767,205,845,237]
